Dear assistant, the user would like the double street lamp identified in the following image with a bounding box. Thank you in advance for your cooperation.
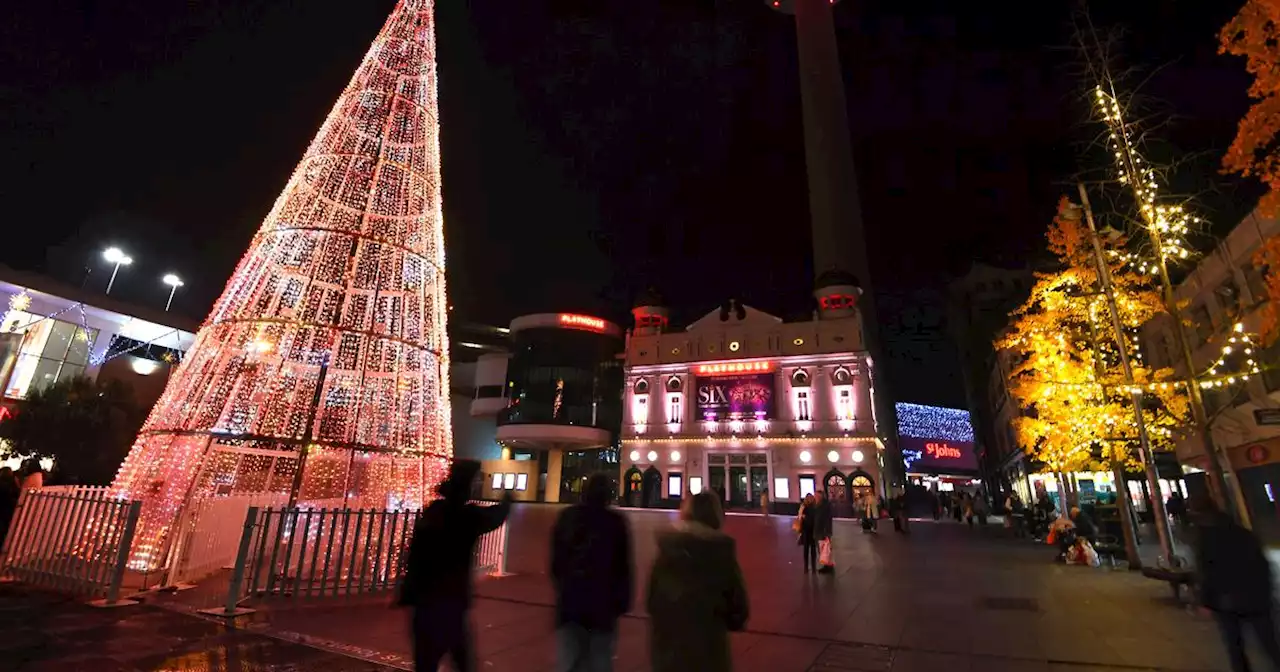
[102,247,133,295]
[101,247,188,312]
[162,274,184,311]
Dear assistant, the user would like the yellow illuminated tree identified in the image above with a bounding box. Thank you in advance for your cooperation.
[998,198,1188,488]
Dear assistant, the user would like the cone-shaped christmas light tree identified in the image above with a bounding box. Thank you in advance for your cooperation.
[113,0,452,569]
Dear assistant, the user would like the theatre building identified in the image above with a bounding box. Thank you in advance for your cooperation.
[620,276,885,515]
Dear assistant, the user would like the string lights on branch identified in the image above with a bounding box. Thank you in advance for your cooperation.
[111,0,454,569]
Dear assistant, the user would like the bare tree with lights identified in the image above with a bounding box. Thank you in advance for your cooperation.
[1076,21,1258,527]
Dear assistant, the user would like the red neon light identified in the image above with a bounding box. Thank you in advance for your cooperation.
[695,361,774,376]
[559,314,607,331]
[925,442,963,460]
[0,406,12,424]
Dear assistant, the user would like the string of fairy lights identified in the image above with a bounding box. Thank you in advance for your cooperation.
[1006,82,1269,435]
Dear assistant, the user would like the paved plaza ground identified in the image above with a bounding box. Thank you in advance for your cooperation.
[3,505,1250,671]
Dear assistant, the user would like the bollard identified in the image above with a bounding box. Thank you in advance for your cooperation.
[199,507,258,617]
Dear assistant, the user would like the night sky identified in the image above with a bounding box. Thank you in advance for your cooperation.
[0,0,1255,406]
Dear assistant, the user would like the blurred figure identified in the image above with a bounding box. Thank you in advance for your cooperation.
[759,488,770,517]
[551,473,633,672]
[860,490,878,534]
[813,490,834,572]
[797,493,817,572]
[19,459,43,490]
[647,492,749,672]
[0,467,18,545]
[400,460,511,672]
[1192,496,1280,672]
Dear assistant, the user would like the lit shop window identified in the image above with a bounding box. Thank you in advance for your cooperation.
[668,473,683,497]
[688,477,703,495]
[2,311,98,399]
[798,475,817,498]
[773,477,790,500]
[490,472,528,492]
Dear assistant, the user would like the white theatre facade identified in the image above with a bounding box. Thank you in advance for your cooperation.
[620,280,884,516]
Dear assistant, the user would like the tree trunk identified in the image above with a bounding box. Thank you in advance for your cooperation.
[1112,465,1142,570]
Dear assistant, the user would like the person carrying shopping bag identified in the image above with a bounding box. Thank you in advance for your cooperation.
[813,491,835,573]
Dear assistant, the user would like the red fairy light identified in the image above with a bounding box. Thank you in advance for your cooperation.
[112,0,453,568]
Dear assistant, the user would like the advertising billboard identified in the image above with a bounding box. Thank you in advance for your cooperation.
[899,436,979,472]
[696,372,774,420]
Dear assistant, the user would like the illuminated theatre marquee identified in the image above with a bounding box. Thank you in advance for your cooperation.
[558,313,607,332]
[695,360,774,376]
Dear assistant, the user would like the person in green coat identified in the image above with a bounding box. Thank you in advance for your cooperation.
[646,492,750,672]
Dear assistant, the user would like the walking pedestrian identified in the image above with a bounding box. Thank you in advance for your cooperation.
[400,459,511,672]
[551,473,633,672]
[860,491,879,534]
[759,488,770,517]
[1192,496,1280,672]
[797,494,817,572]
[813,490,834,572]
[647,492,749,672]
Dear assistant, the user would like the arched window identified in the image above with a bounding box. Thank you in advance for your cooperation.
[634,379,649,395]
[666,376,682,393]
[791,368,810,387]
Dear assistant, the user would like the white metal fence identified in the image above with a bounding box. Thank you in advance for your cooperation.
[203,501,508,617]
[164,492,288,587]
[0,487,142,604]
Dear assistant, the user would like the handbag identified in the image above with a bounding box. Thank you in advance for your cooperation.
[818,538,834,567]
[1045,529,1057,545]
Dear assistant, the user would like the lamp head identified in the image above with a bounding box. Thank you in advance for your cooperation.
[163,274,184,288]
[103,247,132,265]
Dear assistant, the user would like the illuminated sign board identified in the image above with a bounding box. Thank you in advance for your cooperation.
[696,372,774,420]
[558,313,607,332]
[900,436,978,472]
[695,360,773,376]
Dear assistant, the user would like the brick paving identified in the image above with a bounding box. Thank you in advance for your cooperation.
[204,506,1238,671]
[4,507,1245,671]
[0,584,398,671]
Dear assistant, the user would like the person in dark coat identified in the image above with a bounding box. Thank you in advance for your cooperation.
[551,473,633,672]
[1192,496,1280,672]
[798,494,817,572]
[399,460,511,672]
[647,492,749,672]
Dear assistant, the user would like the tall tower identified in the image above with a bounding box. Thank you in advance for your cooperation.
[112,0,452,568]
[769,0,900,487]
[767,0,872,295]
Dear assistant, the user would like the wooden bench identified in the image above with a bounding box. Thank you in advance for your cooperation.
[1141,565,1196,602]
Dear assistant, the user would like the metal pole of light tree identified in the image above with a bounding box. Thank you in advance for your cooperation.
[1076,183,1176,564]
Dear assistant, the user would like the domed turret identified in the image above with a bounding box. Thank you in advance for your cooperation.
[813,269,861,319]
[631,288,669,335]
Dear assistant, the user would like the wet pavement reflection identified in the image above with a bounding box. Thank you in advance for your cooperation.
[0,585,398,671]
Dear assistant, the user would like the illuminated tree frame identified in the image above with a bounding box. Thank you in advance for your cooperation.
[111,0,453,569]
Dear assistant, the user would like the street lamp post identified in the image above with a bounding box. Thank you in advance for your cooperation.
[102,247,133,295]
[162,274,184,312]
